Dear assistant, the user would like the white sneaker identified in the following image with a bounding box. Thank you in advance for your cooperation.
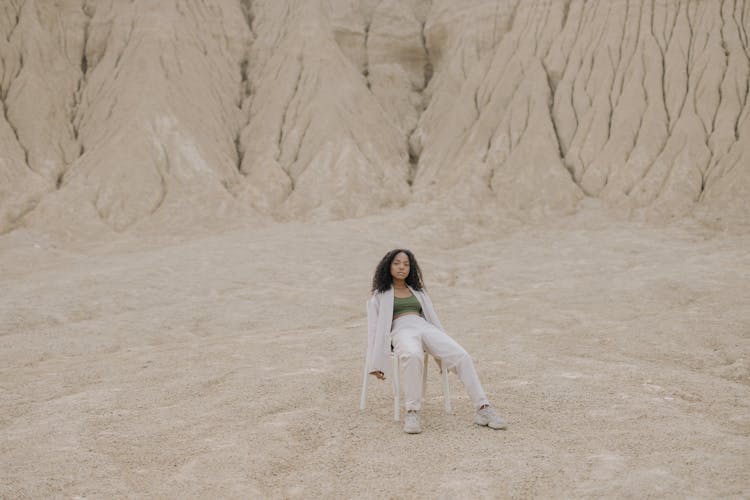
[403,410,421,434]
[474,406,508,429]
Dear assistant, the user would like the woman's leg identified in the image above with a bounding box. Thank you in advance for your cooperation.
[391,322,426,411]
[420,321,490,410]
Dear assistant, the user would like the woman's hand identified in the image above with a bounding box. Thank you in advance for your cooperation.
[370,370,385,380]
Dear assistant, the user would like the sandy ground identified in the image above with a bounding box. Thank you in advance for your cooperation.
[1,204,749,498]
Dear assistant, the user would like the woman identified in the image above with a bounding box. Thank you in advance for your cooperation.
[366,248,507,434]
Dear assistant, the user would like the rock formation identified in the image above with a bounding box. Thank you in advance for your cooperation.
[1,0,748,236]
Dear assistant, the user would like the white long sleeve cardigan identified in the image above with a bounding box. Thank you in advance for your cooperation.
[365,284,445,379]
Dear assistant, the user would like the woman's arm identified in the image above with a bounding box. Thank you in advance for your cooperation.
[366,295,378,347]
[422,291,445,331]
[366,295,384,378]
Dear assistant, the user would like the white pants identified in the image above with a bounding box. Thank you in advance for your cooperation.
[390,314,490,411]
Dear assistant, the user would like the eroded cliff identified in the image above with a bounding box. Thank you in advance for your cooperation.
[1,0,748,236]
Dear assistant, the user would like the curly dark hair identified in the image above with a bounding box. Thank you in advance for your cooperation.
[371,248,425,294]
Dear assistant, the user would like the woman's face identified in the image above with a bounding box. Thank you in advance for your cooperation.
[390,252,410,281]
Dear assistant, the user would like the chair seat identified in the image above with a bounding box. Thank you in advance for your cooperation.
[360,350,452,421]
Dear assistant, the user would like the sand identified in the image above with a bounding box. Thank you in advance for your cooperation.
[1,204,748,498]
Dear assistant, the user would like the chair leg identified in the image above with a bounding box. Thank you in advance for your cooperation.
[442,365,451,413]
[392,354,400,421]
[421,352,428,401]
[360,353,370,410]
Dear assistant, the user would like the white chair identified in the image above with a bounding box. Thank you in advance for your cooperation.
[360,350,451,421]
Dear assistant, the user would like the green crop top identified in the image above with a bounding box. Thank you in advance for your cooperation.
[393,293,422,317]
